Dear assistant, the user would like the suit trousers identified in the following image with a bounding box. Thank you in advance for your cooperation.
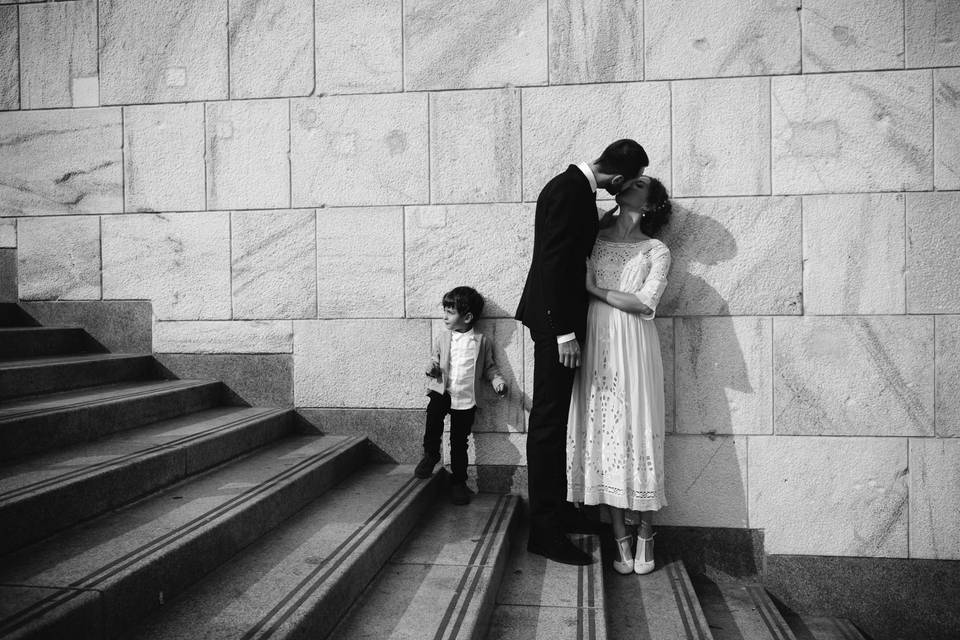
[423,391,475,484]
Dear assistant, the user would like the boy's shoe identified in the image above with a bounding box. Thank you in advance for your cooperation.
[450,482,474,505]
[414,453,441,479]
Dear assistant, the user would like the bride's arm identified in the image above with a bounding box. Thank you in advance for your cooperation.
[586,261,654,316]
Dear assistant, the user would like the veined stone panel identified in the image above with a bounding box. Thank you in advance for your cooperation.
[905,0,960,68]
[429,89,521,204]
[548,0,642,84]
[291,94,428,207]
[0,7,17,110]
[153,320,293,354]
[18,216,100,300]
[403,0,547,91]
[936,316,960,437]
[316,207,402,318]
[771,71,933,194]
[773,316,934,436]
[801,0,904,72]
[935,68,960,190]
[644,0,800,80]
[910,438,960,560]
[521,82,671,201]
[907,192,960,314]
[315,0,402,95]
[749,436,908,557]
[0,219,14,248]
[206,100,289,210]
[802,193,906,315]
[102,212,231,320]
[658,435,748,528]
[672,77,771,197]
[657,196,802,316]
[0,108,123,217]
[404,203,533,318]
[99,0,228,104]
[20,0,97,109]
[124,103,205,212]
[229,0,312,99]
[232,209,317,319]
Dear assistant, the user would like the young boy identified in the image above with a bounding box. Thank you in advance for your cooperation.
[416,286,507,505]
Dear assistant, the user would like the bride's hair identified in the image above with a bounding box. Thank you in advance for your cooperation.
[640,178,671,238]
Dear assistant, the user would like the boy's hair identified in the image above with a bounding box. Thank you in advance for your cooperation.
[596,139,649,180]
[442,286,485,325]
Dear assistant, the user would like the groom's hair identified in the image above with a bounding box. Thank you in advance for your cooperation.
[596,139,649,179]
[442,286,485,325]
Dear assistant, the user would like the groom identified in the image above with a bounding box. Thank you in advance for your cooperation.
[516,139,649,565]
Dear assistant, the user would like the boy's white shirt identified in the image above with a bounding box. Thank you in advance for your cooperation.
[447,328,478,409]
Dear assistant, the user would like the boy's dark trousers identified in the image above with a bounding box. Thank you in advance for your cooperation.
[423,391,476,484]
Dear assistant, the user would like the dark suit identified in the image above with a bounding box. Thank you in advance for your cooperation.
[516,165,599,539]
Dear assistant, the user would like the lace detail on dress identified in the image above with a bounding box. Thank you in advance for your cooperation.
[591,239,671,317]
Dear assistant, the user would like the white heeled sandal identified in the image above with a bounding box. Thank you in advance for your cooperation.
[634,533,655,575]
[613,535,634,575]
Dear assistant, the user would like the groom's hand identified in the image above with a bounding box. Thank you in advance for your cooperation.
[559,340,581,368]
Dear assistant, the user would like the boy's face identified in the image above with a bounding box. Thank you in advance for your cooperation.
[443,306,472,332]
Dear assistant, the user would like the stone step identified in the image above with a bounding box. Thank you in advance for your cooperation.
[693,575,797,640]
[0,326,102,360]
[333,493,521,640]
[0,434,367,640]
[0,353,157,400]
[0,379,224,461]
[127,465,444,640]
[0,304,37,327]
[783,615,869,640]
[0,406,293,555]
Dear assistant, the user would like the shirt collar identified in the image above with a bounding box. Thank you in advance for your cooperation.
[576,162,598,193]
[452,328,476,342]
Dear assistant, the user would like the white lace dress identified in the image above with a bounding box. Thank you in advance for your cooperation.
[566,237,671,516]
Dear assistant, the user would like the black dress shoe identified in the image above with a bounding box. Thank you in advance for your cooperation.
[527,535,593,566]
[414,453,440,479]
[450,482,474,505]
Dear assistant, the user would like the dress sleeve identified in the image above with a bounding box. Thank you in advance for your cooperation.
[634,243,671,318]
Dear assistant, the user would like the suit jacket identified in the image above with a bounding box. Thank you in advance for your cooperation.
[426,330,506,405]
[515,165,598,338]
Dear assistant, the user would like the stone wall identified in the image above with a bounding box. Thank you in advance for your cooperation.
[1,0,958,562]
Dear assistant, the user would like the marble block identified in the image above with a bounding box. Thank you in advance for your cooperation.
[905,0,960,68]
[293,319,430,408]
[0,7,17,110]
[549,0,642,84]
[803,193,906,314]
[910,438,960,559]
[0,218,14,248]
[935,69,960,190]
[99,0,228,104]
[906,192,960,313]
[20,0,97,109]
[656,317,675,433]
[291,94,428,207]
[403,0,548,91]
[771,71,933,194]
[473,433,525,466]
[672,77,770,197]
[749,436,909,557]
[0,108,123,217]
[229,0,312,99]
[153,320,293,354]
[676,317,772,436]
[801,0,904,72]
[404,203,533,318]
[232,209,317,319]
[644,0,800,80]
[657,196,802,316]
[773,316,934,436]
[521,82,671,201]
[102,212,231,320]
[123,103,205,212]
[315,0,402,95]
[657,435,748,528]
[206,100,289,210]
[429,89,521,204]
[17,216,100,300]
[316,207,402,318]
[936,316,960,437]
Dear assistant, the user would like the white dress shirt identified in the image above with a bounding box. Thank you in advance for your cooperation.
[555,163,598,345]
[447,329,479,409]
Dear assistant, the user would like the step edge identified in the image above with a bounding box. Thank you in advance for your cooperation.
[666,555,717,640]
[745,583,801,640]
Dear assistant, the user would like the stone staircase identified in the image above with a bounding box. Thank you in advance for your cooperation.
[0,303,869,640]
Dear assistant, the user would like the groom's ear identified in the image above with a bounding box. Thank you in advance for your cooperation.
[609,174,625,188]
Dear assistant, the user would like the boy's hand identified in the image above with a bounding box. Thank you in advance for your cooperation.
[494,382,507,397]
[426,363,442,380]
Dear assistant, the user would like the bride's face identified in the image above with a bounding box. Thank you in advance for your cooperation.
[615,176,652,210]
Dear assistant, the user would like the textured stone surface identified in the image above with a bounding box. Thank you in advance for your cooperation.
[658,196,802,316]
[803,193,906,314]
[232,209,316,319]
[910,438,960,560]
[935,69,960,190]
[521,82,671,201]
[156,353,293,407]
[315,207,402,318]
[228,0,312,99]
[0,108,123,217]
[656,317,675,433]
[907,192,960,313]
[291,94,428,207]
[404,204,533,318]
[429,89,521,204]
[297,408,423,463]
[17,216,100,300]
[672,77,770,197]
[153,321,293,354]
[99,0,228,104]
[801,0,904,72]
[473,432,525,465]
[403,0,547,91]
[102,213,231,320]
[548,1,642,84]
[123,103,205,213]
[0,248,15,302]
[906,0,960,68]
[936,316,960,437]
[676,317,772,436]
[645,0,800,80]
[749,436,909,556]
[315,0,402,95]
[21,300,153,353]
[206,100,289,210]
[0,7,17,110]
[0,219,13,248]
[657,435,748,528]
[773,316,934,436]
[293,319,430,408]
[20,0,97,108]
[771,71,933,194]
